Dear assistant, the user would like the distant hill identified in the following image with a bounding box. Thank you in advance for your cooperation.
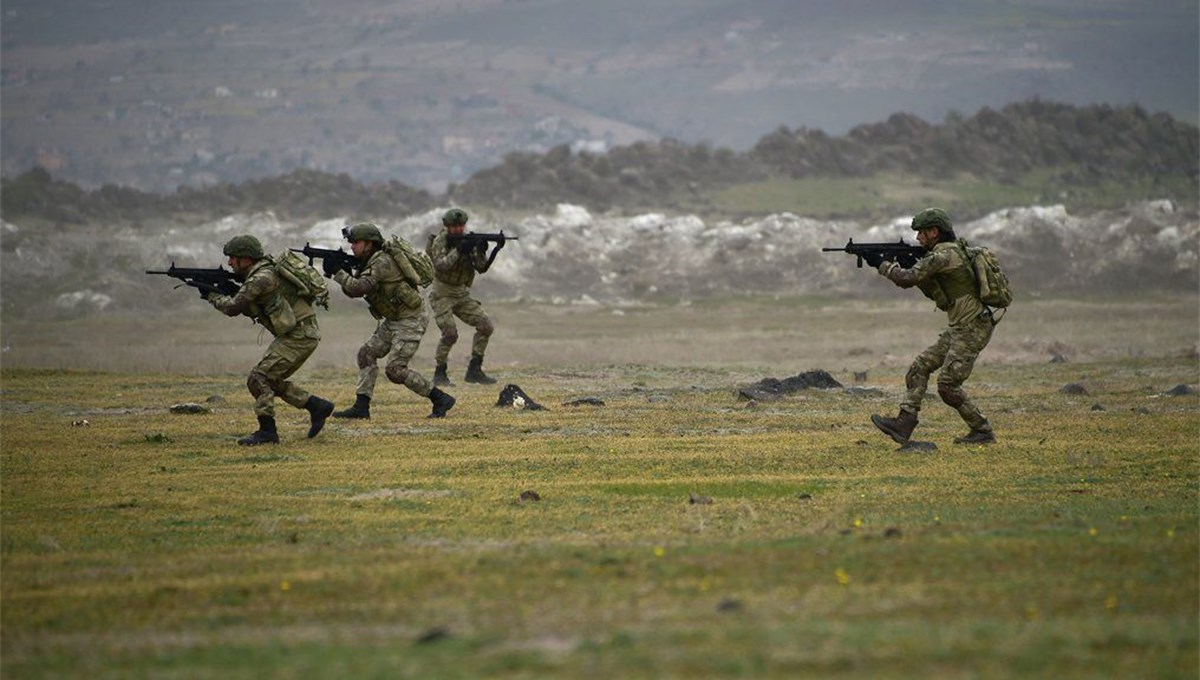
[2,100,1196,225]
[2,0,1196,193]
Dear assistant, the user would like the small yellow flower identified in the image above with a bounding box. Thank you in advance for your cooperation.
[853,518,863,528]
[1088,527,1098,537]
[654,546,665,558]
[835,568,851,586]
[1104,595,1118,610]
[280,580,291,592]
[1167,527,1176,538]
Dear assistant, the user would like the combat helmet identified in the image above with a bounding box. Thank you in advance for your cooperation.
[343,222,384,244]
[911,207,952,232]
[222,234,264,259]
[442,208,469,227]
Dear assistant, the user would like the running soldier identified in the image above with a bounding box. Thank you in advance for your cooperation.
[329,223,456,420]
[868,208,998,445]
[206,235,335,446]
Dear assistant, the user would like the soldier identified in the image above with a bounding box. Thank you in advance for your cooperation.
[868,208,997,445]
[328,223,456,420]
[206,235,335,446]
[426,208,505,386]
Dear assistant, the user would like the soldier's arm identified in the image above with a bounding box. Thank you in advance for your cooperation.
[333,267,378,298]
[428,237,461,273]
[877,249,953,289]
[209,274,272,316]
[472,246,492,273]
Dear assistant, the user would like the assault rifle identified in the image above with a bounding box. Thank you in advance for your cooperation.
[291,243,358,278]
[822,239,926,269]
[448,231,519,252]
[146,263,240,298]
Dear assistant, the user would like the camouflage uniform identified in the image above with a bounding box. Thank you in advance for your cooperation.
[426,231,495,364]
[208,259,320,418]
[333,249,432,398]
[878,240,994,433]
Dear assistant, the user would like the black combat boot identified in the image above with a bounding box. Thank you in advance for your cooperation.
[332,394,370,419]
[238,415,280,446]
[304,396,335,438]
[870,410,919,444]
[427,388,456,418]
[433,363,454,387]
[954,428,996,445]
[464,355,497,385]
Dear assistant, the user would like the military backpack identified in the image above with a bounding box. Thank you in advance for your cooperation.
[271,250,331,309]
[383,236,434,288]
[959,240,1012,310]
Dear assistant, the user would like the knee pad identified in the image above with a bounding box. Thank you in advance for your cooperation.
[441,327,459,345]
[476,318,495,337]
[247,370,272,398]
[938,383,965,408]
[385,363,411,385]
[355,345,378,369]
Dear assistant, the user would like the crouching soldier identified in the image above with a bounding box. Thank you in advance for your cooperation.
[207,235,335,446]
[329,223,456,420]
[426,208,506,386]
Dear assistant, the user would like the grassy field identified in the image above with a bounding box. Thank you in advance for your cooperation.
[1,298,1197,678]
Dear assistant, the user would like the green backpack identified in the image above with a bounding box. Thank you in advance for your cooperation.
[960,240,1012,309]
[383,236,434,288]
[271,250,331,309]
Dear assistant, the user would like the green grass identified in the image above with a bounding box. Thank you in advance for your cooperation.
[2,351,1197,678]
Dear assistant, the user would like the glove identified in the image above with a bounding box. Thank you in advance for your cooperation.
[474,239,487,253]
[457,238,474,254]
[862,252,884,268]
[494,234,506,249]
[322,258,340,278]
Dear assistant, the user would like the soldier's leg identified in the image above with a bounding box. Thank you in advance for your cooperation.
[454,296,494,359]
[430,293,459,365]
[355,322,394,398]
[900,330,952,416]
[938,317,995,433]
[258,326,320,410]
[383,315,434,398]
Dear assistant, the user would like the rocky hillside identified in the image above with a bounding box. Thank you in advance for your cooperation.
[3,100,1196,224]
[3,200,1195,321]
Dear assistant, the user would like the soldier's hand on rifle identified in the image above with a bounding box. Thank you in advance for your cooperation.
[863,252,885,268]
[494,233,506,249]
[456,239,473,254]
[321,258,340,278]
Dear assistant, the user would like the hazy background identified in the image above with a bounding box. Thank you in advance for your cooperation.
[2,0,1197,192]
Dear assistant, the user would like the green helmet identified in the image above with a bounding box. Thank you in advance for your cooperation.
[911,207,952,232]
[442,208,469,227]
[343,222,384,244]
[222,234,264,259]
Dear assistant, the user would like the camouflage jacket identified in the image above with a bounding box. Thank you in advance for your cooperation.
[333,248,423,321]
[878,241,984,326]
[209,259,315,336]
[426,231,491,293]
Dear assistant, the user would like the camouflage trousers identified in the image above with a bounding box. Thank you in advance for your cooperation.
[355,312,433,399]
[248,317,319,418]
[429,288,494,364]
[901,313,995,431]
